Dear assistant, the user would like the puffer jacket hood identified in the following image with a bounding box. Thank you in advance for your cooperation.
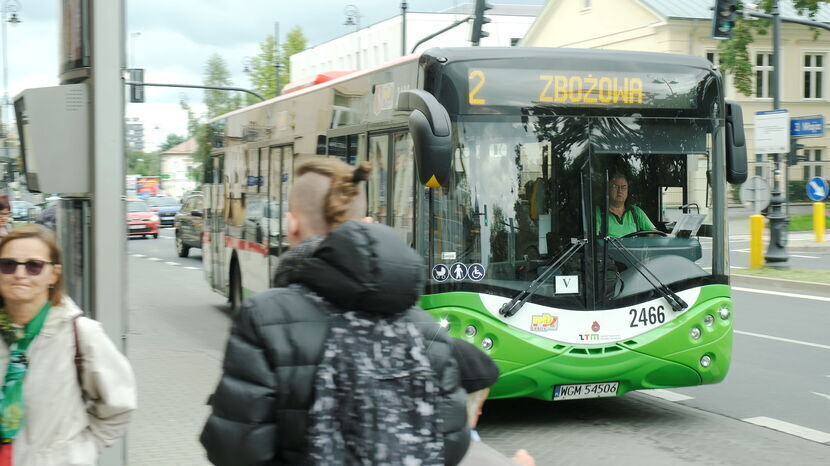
[289,221,425,315]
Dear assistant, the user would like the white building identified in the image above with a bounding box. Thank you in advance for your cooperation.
[160,137,199,199]
[289,3,542,83]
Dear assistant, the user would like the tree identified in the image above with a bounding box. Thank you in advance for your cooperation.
[127,150,160,176]
[204,53,243,117]
[281,26,308,87]
[159,133,187,152]
[718,0,824,96]
[245,26,308,104]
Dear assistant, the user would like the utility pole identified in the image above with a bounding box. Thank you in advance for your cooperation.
[274,22,280,95]
[765,0,789,265]
[401,1,408,56]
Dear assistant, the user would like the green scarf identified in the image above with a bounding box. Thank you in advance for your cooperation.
[0,301,51,443]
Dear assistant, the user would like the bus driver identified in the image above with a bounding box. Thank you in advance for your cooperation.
[597,172,657,238]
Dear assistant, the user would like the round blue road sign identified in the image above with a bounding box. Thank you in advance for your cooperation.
[431,264,449,282]
[806,177,829,201]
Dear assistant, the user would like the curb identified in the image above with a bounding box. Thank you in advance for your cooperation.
[730,274,830,297]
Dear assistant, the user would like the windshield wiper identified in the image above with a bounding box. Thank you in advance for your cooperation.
[605,236,688,312]
[500,238,587,318]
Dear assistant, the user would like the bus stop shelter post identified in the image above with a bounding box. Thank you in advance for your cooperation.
[764,0,790,265]
[91,0,128,464]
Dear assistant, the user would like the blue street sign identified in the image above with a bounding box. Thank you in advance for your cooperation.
[806,177,829,201]
[791,115,825,138]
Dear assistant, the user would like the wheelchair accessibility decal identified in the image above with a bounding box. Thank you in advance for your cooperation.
[431,263,486,282]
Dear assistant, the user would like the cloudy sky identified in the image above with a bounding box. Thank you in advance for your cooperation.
[7,0,543,150]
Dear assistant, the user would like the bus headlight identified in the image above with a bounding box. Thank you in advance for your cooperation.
[704,315,715,327]
[481,337,494,350]
[700,355,712,367]
[690,328,701,340]
[719,307,731,320]
[465,325,477,337]
[439,318,449,329]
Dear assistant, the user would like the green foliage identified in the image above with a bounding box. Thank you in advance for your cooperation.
[203,53,243,118]
[127,150,160,176]
[717,0,824,96]
[159,133,187,152]
[246,26,308,103]
[282,26,308,84]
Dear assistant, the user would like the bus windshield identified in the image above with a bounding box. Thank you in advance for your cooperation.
[425,114,717,311]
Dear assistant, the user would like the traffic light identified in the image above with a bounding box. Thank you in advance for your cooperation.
[129,68,145,103]
[787,139,805,166]
[712,0,738,40]
[471,0,492,46]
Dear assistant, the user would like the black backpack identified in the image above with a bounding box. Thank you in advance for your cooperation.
[307,310,444,466]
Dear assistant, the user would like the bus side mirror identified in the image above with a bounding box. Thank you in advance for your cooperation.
[725,100,747,185]
[397,90,452,188]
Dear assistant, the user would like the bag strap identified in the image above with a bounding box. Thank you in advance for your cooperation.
[72,316,84,392]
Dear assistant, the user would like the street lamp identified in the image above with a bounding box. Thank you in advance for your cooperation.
[1,0,22,145]
[344,4,361,69]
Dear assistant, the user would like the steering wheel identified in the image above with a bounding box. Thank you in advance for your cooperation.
[621,230,668,238]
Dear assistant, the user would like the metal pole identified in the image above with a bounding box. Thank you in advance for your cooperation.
[1,3,7,145]
[274,22,280,96]
[401,1,408,56]
[764,0,789,265]
[124,81,265,101]
[91,0,128,462]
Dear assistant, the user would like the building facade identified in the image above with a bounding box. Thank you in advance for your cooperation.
[160,137,199,199]
[522,0,830,201]
[289,3,541,83]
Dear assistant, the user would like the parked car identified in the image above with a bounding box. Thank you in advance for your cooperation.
[147,195,181,227]
[11,201,40,222]
[174,193,203,257]
[127,200,159,239]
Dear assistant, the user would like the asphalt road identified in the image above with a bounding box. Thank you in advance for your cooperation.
[125,233,830,465]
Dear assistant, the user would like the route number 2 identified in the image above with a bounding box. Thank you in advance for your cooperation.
[469,70,487,105]
[629,305,666,328]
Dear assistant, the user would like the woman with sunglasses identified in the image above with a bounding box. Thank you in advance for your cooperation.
[0,225,136,466]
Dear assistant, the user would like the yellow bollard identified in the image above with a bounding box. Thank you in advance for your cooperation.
[815,202,826,243]
[749,214,764,269]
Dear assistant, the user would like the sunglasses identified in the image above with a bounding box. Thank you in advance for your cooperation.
[0,259,55,276]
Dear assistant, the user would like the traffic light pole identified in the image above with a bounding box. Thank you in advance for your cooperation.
[764,0,789,265]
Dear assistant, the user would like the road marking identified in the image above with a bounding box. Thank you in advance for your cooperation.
[730,248,818,259]
[642,389,694,402]
[734,330,830,351]
[184,266,200,270]
[164,261,180,266]
[733,286,830,303]
[146,257,162,262]
[811,392,830,401]
[131,254,145,258]
[742,416,830,444]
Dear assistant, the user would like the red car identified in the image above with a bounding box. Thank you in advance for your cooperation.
[127,199,160,239]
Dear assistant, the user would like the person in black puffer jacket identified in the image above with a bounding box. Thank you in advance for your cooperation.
[201,160,470,465]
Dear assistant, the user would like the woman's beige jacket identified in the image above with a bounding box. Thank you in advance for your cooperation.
[0,298,137,466]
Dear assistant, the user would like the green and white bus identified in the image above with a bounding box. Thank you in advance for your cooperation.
[201,47,747,401]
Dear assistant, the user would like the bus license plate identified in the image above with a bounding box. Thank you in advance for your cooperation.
[553,382,619,400]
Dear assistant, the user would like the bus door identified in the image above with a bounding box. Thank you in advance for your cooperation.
[391,132,415,248]
[267,145,293,285]
[206,154,225,293]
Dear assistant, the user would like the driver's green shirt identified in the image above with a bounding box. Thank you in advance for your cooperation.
[596,206,655,237]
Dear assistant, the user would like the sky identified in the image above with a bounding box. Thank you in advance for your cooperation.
[4,0,545,151]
